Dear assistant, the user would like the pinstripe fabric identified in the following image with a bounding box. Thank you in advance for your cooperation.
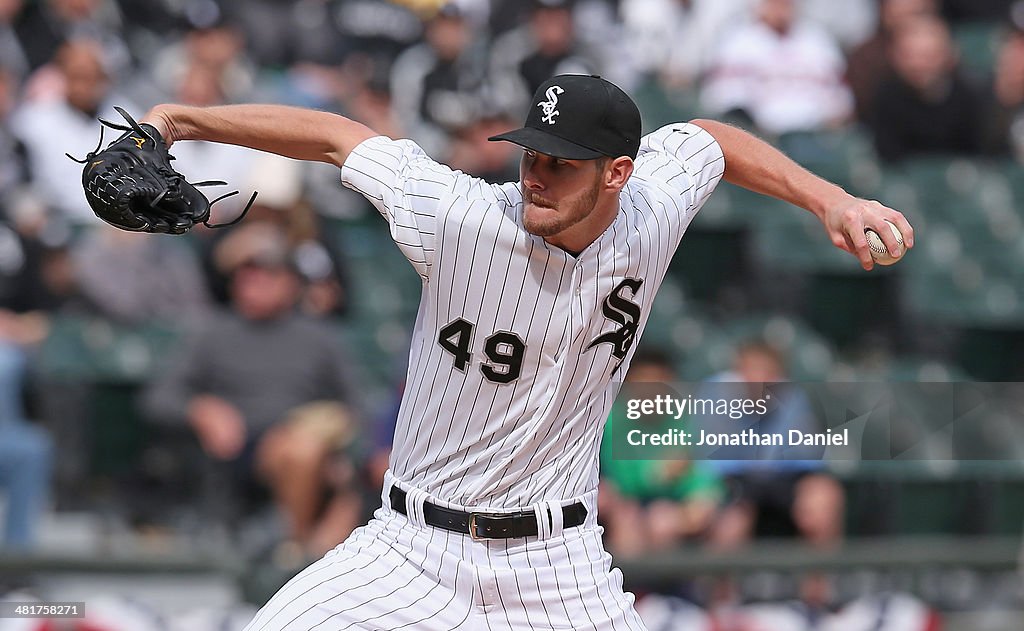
[245,122,724,630]
[341,123,724,509]
[244,474,648,631]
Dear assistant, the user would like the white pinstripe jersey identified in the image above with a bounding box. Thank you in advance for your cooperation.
[341,122,725,509]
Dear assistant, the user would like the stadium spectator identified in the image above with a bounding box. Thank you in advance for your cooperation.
[619,0,749,88]
[846,0,940,123]
[198,152,350,318]
[701,0,854,135]
[389,3,488,159]
[599,350,723,556]
[0,341,52,550]
[152,58,257,223]
[142,222,361,554]
[489,0,600,121]
[869,13,989,162]
[338,61,403,142]
[0,65,28,202]
[984,22,1024,159]
[446,110,522,183]
[696,341,845,549]
[13,0,128,74]
[71,227,211,325]
[0,196,62,552]
[301,63,404,220]
[0,0,29,81]
[231,0,346,68]
[0,193,80,319]
[331,0,422,72]
[148,14,255,106]
[11,38,137,226]
[800,0,877,50]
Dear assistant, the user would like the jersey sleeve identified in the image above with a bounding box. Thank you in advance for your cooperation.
[635,122,726,215]
[340,136,458,279]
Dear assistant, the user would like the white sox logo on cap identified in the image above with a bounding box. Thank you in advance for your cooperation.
[538,86,564,125]
[489,74,642,159]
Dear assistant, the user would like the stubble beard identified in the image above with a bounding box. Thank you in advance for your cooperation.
[521,178,602,238]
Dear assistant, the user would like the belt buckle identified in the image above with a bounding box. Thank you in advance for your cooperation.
[468,513,486,541]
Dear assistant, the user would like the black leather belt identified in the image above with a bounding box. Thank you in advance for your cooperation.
[389,486,587,540]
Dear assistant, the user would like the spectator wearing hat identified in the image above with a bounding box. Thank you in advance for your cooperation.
[196,152,350,318]
[142,222,361,554]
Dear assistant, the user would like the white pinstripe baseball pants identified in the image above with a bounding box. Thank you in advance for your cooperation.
[244,472,648,630]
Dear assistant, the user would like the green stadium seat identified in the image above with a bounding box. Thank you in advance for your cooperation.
[988,478,1024,534]
[632,77,703,133]
[878,357,973,382]
[670,225,751,302]
[751,203,864,273]
[952,22,1004,78]
[670,313,736,382]
[957,219,1013,262]
[897,158,1012,229]
[891,479,967,535]
[954,327,1024,381]
[690,183,754,229]
[36,316,182,383]
[641,278,687,346]
[776,127,881,195]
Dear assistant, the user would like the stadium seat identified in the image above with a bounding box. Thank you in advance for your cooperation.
[668,312,736,381]
[876,357,973,382]
[952,22,1004,78]
[751,203,865,273]
[632,76,703,133]
[897,158,1012,229]
[36,316,181,383]
[690,182,759,229]
[776,127,881,195]
[954,327,1024,381]
[669,223,751,302]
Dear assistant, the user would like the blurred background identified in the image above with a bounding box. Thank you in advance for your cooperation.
[0,0,1023,629]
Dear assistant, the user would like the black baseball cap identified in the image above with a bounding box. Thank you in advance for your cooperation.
[488,74,642,160]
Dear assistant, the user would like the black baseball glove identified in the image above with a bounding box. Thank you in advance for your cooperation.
[67,106,255,234]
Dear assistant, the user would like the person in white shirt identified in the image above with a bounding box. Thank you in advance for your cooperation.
[701,0,854,135]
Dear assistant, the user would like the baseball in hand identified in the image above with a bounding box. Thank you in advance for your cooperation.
[864,221,905,265]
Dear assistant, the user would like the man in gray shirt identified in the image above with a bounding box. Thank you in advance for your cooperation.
[143,223,361,555]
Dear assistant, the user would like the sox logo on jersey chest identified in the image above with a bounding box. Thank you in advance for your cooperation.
[586,277,644,373]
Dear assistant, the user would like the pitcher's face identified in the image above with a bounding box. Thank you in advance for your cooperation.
[520,150,605,238]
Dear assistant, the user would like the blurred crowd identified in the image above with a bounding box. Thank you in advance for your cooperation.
[0,0,1022,619]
